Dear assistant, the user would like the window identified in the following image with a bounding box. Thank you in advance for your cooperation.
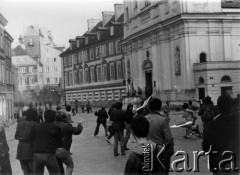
[64,57,67,67]
[73,54,78,64]
[65,72,69,86]
[200,52,207,63]
[97,31,101,40]
[79,69,83,84]
[174,47,181,76]
[54,58,57,62]
[110,62,115,80]
[102,64,107,81]
[78,52,83,63]
[109,42,114,55]
[221,75,232,82]
[83,50,88,61]
[134,0,138,15]
[0,32,3,49]
[45,66,49,72]
[96,46,100,58]
[30,77,34,85]
[96,65,101,82]
[54,66,57,72]
[69,71,73,86]
[110,26,114,36]
[117,61,123,79]
[90,48,94,60]
[28,38,34,46]
[85,37,88,45]
[90,67,95,82]
[116,40,121,53]
[74,70,78,84]
[25,77,29,85]
[28,66,33,73]
[77,40,80,47]
[68,55,72,65]
[46,77,50,84]
[85,68,89,83]
[34,76,38,83]
[199,77,204,84]
[54,77,58,84]
[101,44,106,56]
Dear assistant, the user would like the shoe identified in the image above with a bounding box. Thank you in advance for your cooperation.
[124,147,129,150]
[121,152,126,156]
[106,138,110,144]
[183,136,191,139]
[114,153,119,156]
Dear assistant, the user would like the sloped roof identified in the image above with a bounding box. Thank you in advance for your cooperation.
[222,0,240,8]
[12,46,28,56]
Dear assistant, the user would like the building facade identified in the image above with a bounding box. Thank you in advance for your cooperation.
[0,13,14,123]
[60,4,126,106]
[12,25,64,104]
[122,0,240,103]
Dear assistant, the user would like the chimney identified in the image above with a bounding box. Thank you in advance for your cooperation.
[114,4,123,21]
[102,11,115,26]
[87,19,101,32]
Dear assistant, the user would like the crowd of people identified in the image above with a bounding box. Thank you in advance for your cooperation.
[0,93,239,175]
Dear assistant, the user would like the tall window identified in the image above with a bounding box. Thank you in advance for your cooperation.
[115,40,121,53]
[28,66,33,73]
[96,46,100,58]
[97,31,101,40]
[83,50,88,61]
[110,62,115,80]
[65,72,68,86]
[102,64,107,81]
[74,70,78,84]
[79,69,83,84]
[110,26,114,36]
[73,54,78,64]
[90,48,94,60]
[54,58,57,62]
[174,47,181,76]
[45,66,49,72]
[96,65,101,82]
[117,61,123,79]
[85,68,89,83]
[68,55,72,66]
[200,52,207,63]
[78,51,82,63]
[90,67,95,82]
[46,77,50,84]
[101,44,106,56]
[54,77,58,84]
[109,42,114,55]
[64,57,67,67]
[69,71,73,86]
[54,66,57,72]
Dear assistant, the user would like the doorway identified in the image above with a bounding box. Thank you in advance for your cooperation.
[198,88,205,100]
[221,86,232,96]
[145,70,153,98]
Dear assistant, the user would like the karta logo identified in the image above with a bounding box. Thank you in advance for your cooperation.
[142,143,154,172]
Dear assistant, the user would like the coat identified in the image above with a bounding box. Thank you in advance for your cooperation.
[110,109,126,130]
[15,117,38,160]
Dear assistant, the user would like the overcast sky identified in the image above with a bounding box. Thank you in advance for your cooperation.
[0,0,123,48]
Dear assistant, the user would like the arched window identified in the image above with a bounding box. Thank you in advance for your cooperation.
[199,77,205,84]
[221,75,232,82]
[200,52,206,63]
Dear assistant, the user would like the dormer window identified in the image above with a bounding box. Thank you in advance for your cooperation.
[97,31,101,40]
[110,26,114,36]
[77,40,80,48]
[28,38,34,46]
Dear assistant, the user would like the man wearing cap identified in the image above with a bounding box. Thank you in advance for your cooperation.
[29,109,62,175]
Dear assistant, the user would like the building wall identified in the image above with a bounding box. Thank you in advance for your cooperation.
[122,0,240,102]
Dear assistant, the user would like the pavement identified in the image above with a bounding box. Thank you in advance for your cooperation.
[5,109,211,175]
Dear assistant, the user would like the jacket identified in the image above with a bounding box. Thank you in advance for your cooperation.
[0,123,9,155]
[15,117,38,159]
[125,110,134,124]
[29,122,62,154]
[110,109,126,130]
[55,121,83,151]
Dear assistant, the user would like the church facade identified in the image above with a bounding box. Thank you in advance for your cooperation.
[121,0,240,103]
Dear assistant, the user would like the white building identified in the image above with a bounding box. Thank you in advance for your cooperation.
[122,0,240,103]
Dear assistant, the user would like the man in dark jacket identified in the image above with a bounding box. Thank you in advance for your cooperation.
[55,111,83,175]
[94,107,108,136]
[15,103,38,175]
[110,102,126,156]
[124,103,134,150]
[29,109,62,175]
[0,119,12,175]
[202,95,239,175]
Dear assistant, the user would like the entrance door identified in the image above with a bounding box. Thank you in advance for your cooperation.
[221,86,232,96]
[198,88,205,100]
[145,70,153,98]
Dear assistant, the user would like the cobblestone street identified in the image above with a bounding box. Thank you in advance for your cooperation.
[6,109,211,175]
